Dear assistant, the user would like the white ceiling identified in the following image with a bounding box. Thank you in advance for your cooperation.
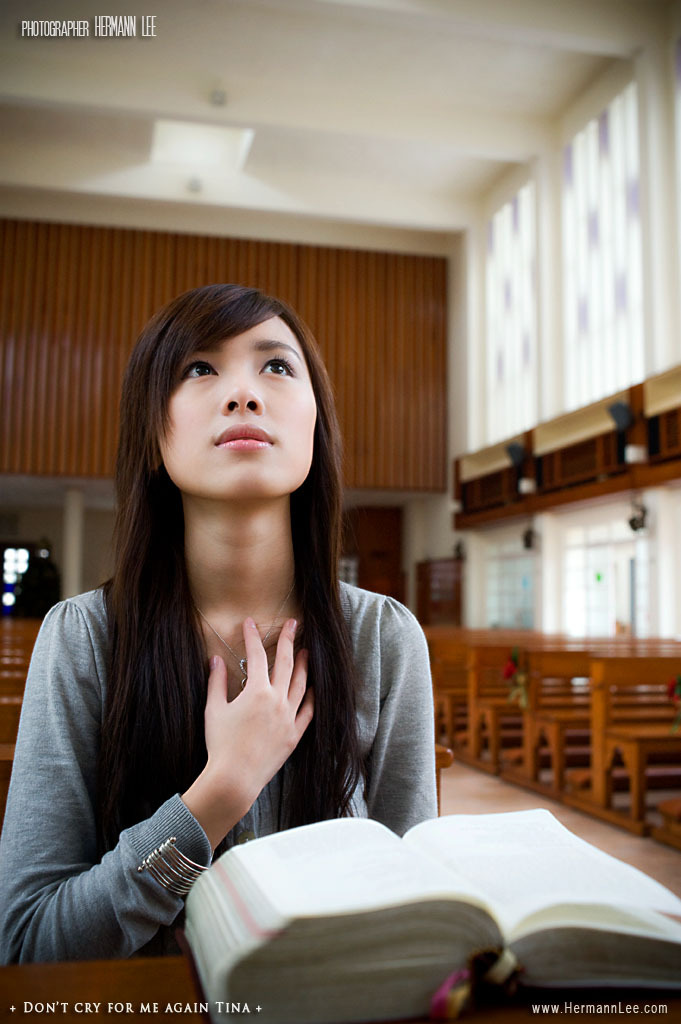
[0,0,673,236]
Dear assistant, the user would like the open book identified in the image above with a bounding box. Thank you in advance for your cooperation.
[184,809,681,1024]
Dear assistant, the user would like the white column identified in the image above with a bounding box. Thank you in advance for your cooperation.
[535,512,562,634]
[647,488,678,638]
[62,488,84,599]
[462,532,487,627]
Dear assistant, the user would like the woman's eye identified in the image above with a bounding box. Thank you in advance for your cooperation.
[263,357,294,377]
[182,361,216,379]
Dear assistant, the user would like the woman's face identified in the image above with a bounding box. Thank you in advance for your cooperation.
[160,316,317,504]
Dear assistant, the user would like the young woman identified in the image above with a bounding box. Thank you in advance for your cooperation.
[0,283,437,963]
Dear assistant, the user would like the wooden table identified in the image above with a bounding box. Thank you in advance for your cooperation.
[1,958,680,1023]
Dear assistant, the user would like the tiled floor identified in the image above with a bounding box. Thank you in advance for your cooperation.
[440,761,681,898]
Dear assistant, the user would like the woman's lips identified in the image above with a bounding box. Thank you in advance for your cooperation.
[215,426,273,451]
[218,437,271,451]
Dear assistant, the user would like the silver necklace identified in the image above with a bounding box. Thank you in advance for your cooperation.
[197,582,295,689]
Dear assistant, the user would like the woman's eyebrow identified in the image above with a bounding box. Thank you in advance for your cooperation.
[253,339,303,362]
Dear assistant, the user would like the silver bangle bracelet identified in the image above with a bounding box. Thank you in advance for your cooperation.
[137,836,207,896]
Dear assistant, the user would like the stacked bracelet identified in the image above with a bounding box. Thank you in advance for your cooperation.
[137,836,207,896]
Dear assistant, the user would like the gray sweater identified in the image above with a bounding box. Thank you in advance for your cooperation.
[0,583,436,964]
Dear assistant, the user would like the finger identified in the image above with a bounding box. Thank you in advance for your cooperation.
[287,648,308,707]
[241,617,269,686]
[294,686,314,737]
[270,619,297,691]
[204,655,228,714]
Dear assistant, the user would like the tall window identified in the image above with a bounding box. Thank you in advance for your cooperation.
[485,182,537,444]
[562,519,649,638]
[562,82,644,411]
[485,539,535,629]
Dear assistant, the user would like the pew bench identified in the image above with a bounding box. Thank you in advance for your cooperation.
[0,742,14,829]
[459,644,526,774]
[501,648,591,796]
[652,797,681,852]
[427,636,469,750]
[565,657,681,834]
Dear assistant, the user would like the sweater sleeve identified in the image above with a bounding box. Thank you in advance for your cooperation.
[0,597,212,964]
[364,597,438,836]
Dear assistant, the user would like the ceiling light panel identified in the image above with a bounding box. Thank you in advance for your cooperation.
[151,120,254,171]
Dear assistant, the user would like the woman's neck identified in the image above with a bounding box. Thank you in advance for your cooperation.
[183,496,297,631]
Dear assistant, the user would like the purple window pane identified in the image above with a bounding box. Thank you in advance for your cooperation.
[512,195,520,234]
[497,351,504,383]
[504,278,512,310]
[615,272,628,314]
[627,178,639,219]
[598,110,610,157]
[563,145,573,187]
[578,296,589,336]
[588,209,599,249]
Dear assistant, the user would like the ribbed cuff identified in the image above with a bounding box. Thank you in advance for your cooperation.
[125,794,212,867]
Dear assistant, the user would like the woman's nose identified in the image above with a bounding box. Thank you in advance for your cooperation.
[222,383,263,415]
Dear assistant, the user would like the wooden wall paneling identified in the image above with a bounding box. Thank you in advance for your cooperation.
[34,224,53,474]
[407,254,421,489]
[420,255,434,490]
[331,248,354,484]
[62,224,79,474]
[99,228,118,475]
[73,226,92,476]
[387,253,402,488]
[335,248,358,485]
[365,249,378,487]
[10,220,28,474]
[0,220,13,470]
[3,220,17,468]
[0,219,447,489]
[51,222,66,473]
[364,248,378,488]
[18,221,38,473]
[19,224,37,474]
[417,256,429,488]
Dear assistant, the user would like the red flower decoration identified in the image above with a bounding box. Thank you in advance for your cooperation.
[503,659,517,680]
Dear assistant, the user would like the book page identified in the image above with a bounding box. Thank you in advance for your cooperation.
[405,809,681,937]
[224,817,493,920]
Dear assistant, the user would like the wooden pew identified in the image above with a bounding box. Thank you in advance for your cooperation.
[434,742,454,814]
[652,798,681,851]
[0,742,14,829]
[564,656,681,834]
[460,643,526,774]
[0,617,40,829]
[0,697,22,830]
[426,632,469,749]
[501,647,591,797]
[425,627,535,751]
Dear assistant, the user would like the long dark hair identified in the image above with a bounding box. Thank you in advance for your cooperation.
[98,284,363,850]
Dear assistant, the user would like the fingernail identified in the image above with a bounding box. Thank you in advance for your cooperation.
[245,617,256,629]
[289,618,298,637]
[210,655,220,670]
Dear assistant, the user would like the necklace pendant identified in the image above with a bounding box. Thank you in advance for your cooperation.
[239,657,248,687]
